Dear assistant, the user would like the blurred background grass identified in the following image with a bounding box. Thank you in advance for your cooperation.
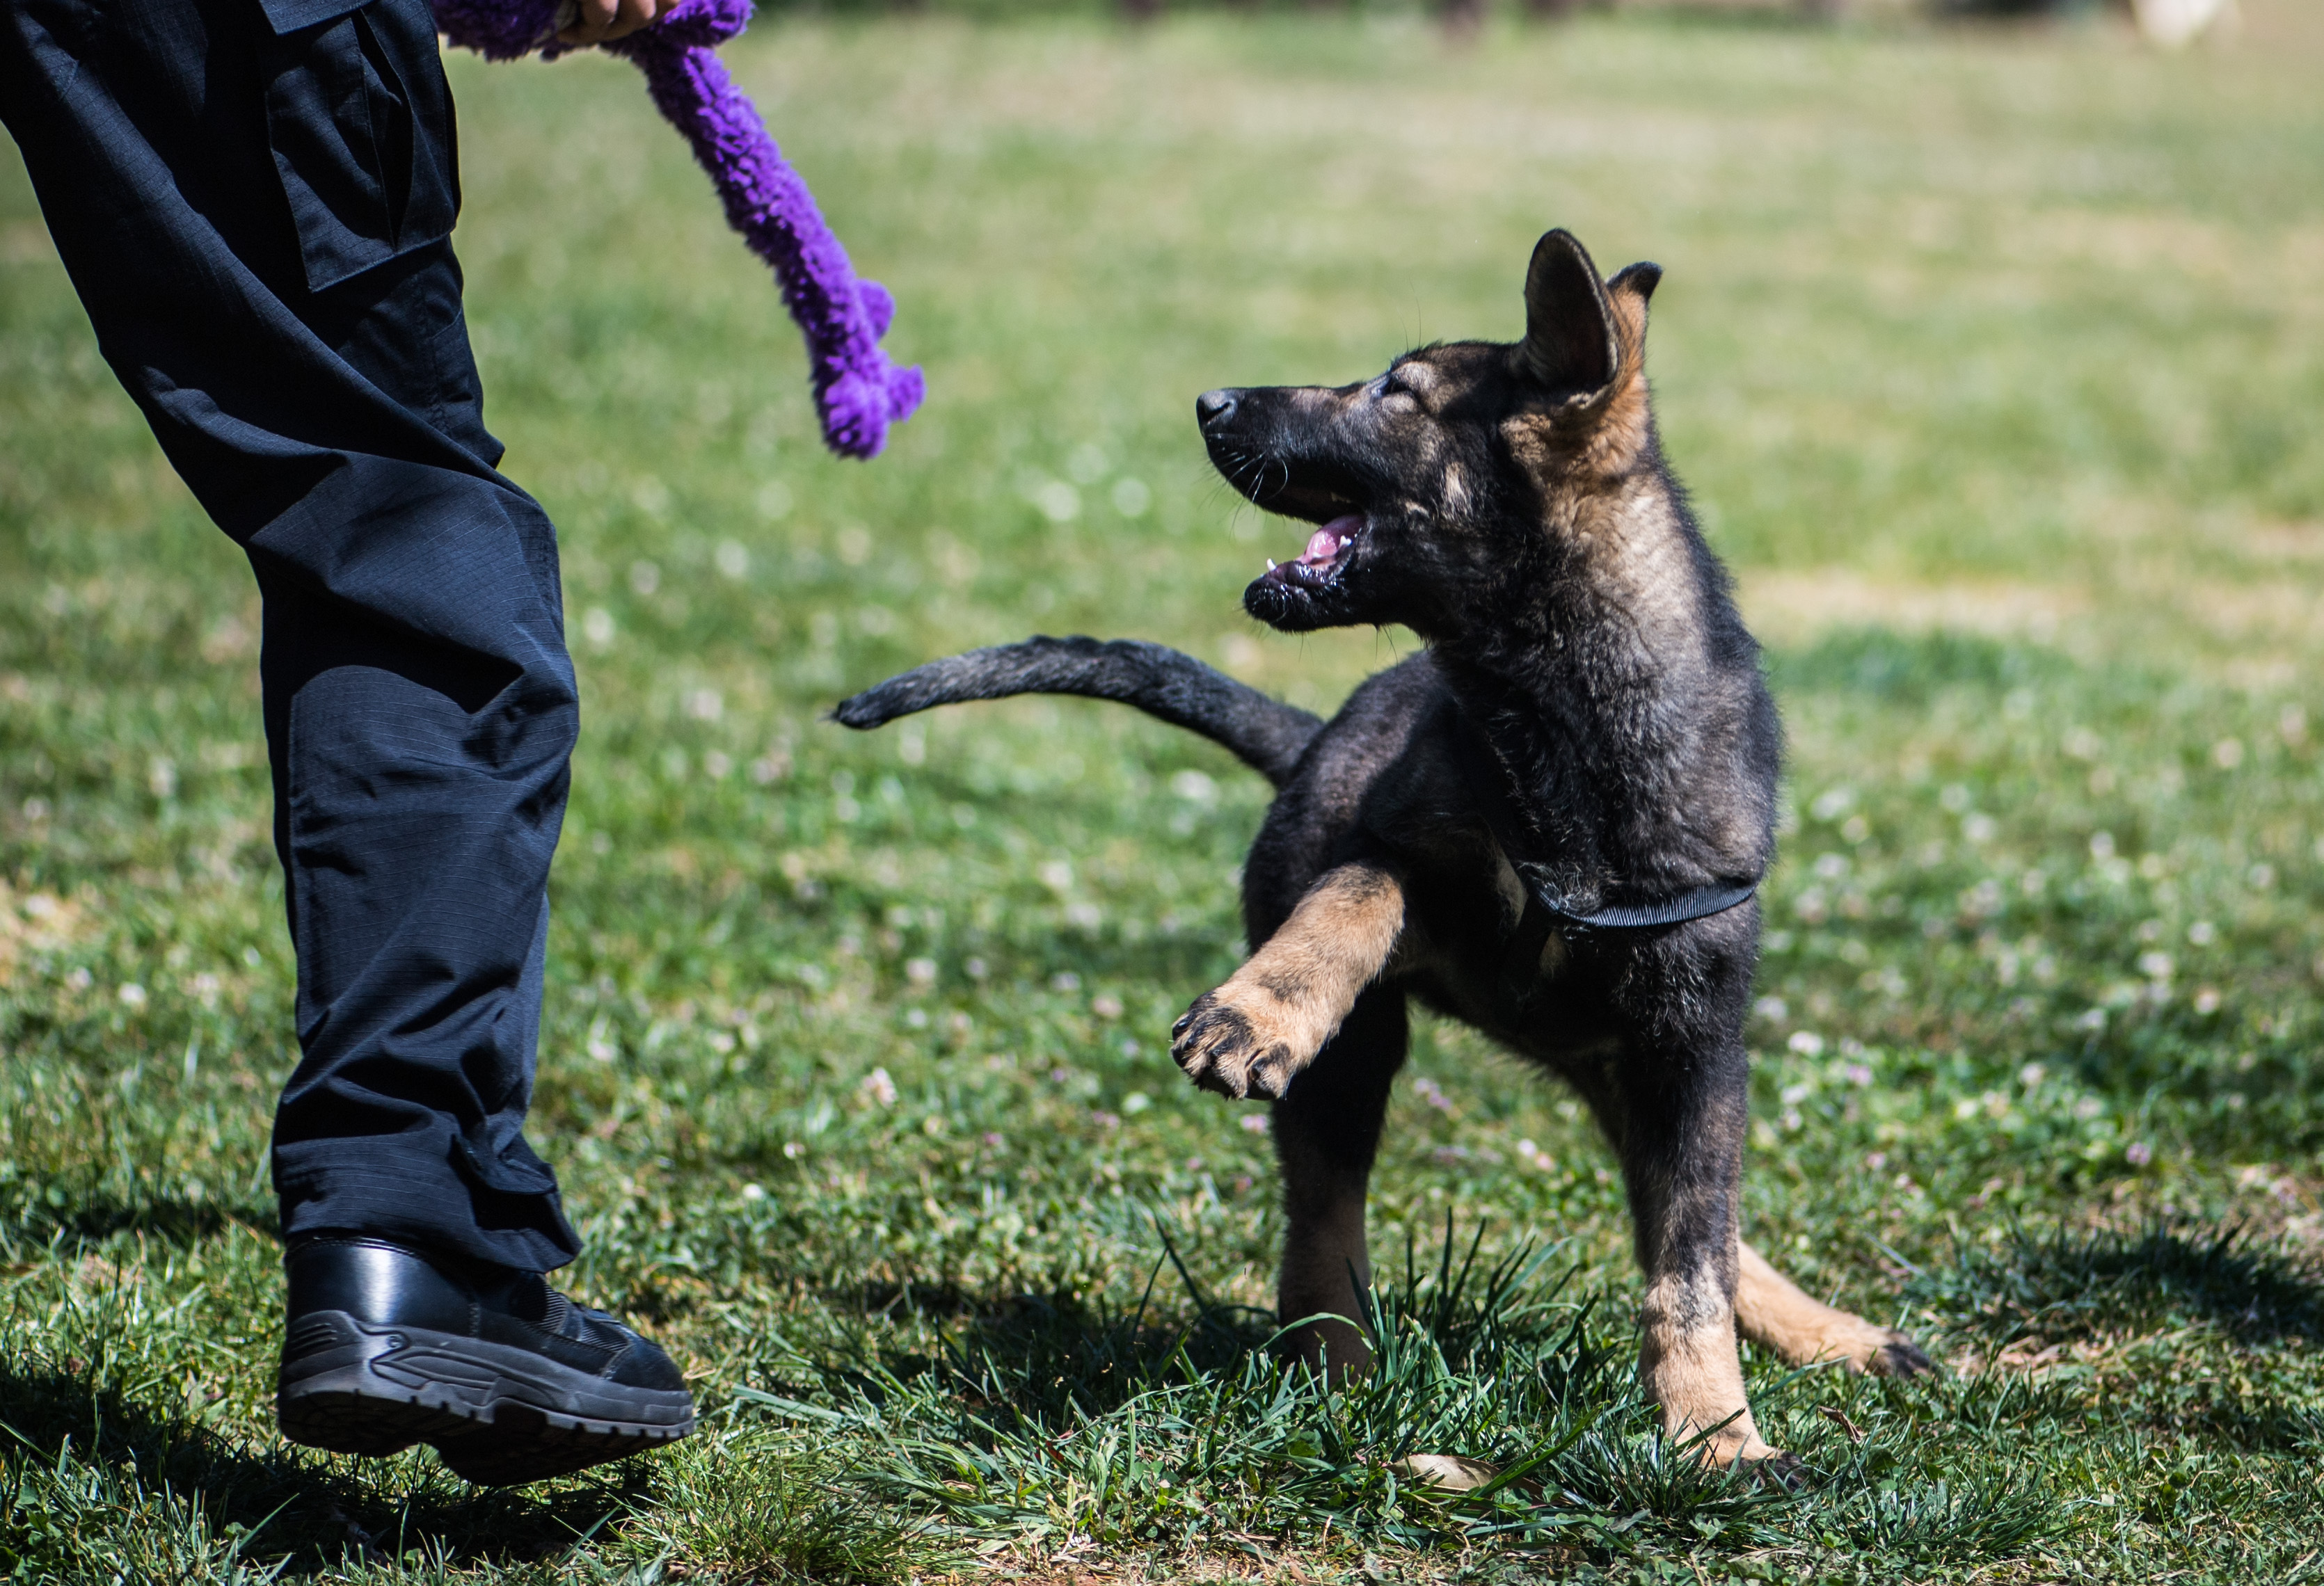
[4,1,2324,1579]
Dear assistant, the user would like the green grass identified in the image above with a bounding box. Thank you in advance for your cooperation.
[6,3,2324,1579]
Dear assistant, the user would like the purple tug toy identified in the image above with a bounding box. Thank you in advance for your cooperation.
[431,0,923,459]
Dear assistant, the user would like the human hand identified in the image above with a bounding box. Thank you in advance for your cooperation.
[557,0,671,46]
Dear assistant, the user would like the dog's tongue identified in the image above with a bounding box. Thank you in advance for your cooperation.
[1300,514,1362,566]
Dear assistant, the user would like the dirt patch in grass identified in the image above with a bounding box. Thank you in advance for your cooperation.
[1739,569,2085,645]
[0,879,90,988]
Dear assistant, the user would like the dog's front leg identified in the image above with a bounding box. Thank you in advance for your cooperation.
[1171,861,1405,1100]
[1614,1026,1792,1477]
[1271,987,1408,1377]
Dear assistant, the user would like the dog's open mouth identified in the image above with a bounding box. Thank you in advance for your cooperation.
[1208,435,1374,626]
[1263,511,1363,591]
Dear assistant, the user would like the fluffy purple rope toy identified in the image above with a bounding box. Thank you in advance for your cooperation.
[431,0,923,459]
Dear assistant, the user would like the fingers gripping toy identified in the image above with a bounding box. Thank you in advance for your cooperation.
[431,0,925,458]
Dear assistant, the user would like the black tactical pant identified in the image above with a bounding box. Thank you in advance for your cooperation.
[2,0,583,1272]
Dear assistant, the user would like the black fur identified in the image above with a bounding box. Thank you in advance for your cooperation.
[833,635,1319,788]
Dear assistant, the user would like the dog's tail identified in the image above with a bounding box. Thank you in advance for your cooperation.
[833,635,1321,788]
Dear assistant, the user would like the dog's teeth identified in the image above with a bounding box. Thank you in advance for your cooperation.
[1266,559,1278,571]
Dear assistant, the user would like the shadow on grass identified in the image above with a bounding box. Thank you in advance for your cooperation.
[820,1239,2069,1563]
[834,1226,1537,1433]
[0,1360,653,1578]
[921,1281,1279,1427]
[1,1194,278,1251]
[1909,1217,2324,1345]
[2182,1390,2324,1455]
[711,1217,2077,1564]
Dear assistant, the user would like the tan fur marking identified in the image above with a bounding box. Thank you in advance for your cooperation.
[1497,272,1710,691]
[1639,1275,1776,1467]
[1576,486,1704,650]
[1172,864,1405,1099]
[1584,278,1653,474]
[1490,846,1527,926]
[1735,1240,1918,1374]
[1536,927,1568,978]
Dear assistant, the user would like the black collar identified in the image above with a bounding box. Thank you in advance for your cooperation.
[1451,712,1760,937]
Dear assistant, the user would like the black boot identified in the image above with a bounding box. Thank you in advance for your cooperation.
[277,1235,695,1486]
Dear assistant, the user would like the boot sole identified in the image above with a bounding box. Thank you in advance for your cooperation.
[277,1310,694,1484]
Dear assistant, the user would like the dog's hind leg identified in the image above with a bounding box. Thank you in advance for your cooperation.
[1734,1241,1935,1377]
[1172,861,1405,1100]
[1270,987,1408,1377]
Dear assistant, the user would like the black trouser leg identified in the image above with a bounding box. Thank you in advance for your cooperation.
[2,0,581,1271]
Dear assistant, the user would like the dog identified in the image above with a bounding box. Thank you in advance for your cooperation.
[836,228,1932,1475]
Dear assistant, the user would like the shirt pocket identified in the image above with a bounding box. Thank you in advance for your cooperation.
[262,0,458,294]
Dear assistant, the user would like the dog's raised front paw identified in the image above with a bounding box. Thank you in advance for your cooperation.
[1171,988,1305,1099]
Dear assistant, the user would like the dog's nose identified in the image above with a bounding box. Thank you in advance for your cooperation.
[1195,389,1239,428]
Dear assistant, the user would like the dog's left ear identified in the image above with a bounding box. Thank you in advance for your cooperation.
[1521,230,1619,400]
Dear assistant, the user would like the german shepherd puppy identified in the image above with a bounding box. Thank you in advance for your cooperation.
[837,229,1931,1474]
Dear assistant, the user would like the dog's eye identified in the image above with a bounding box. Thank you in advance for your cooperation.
[1375,374,1413,401]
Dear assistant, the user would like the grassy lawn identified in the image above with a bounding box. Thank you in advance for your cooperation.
[6,3,2324,1578]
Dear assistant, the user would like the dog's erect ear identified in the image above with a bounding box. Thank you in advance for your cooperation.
[1521,230,1619,399]
[1608,261,1662,305]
